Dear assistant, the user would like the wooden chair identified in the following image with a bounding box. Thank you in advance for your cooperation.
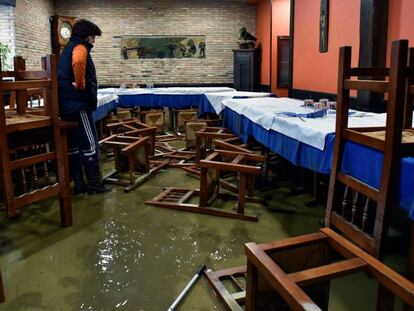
[99,134,167,192]
[195,127,237,163]
[184,119,223,149]
[0,55,72,226]
[404,48,414,130]
[0,266,4,303]
[155,132,183,143]
[138,109,165,133]
[146,149,264,221]
[172,108,198,132]
[327,40,414,258]
[152,150,196,168]
[112,107,132,120]
[185,120,208,149]
[205,40,414,310]
[154,142,176,156]
[183,134,261,194]
[4,56,47,114]
[106,118,157,156]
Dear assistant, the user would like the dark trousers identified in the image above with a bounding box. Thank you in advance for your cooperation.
[63,110,101,186]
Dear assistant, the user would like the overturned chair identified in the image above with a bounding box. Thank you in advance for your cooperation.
[172,108,199,133]
[106,118,157,155]
[138,109,165,133]
[152,150,196,168]
[184,119,223,149]
[182,135,260,196]
[206,228,414,310]
[195,126,237,163]
[99,134,167,192]
[146,149,264,221]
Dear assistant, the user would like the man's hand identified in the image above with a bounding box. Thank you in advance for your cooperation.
[72,82,78,88]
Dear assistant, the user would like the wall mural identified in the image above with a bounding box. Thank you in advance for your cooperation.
[120,36,206,59]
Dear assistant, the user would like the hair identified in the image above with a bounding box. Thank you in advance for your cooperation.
[71,19,102,40]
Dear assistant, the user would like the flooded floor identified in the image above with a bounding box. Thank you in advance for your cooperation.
[0,165,408,310]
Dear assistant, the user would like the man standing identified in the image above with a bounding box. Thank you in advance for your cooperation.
[58,19,110,194]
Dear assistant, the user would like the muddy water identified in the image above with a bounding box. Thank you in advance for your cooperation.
[0,166,400,310]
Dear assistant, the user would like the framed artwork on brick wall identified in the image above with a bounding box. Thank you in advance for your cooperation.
[120,35,206,59]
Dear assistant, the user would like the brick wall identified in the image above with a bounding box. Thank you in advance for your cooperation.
[14,0,54,70]
[55,0,256,85]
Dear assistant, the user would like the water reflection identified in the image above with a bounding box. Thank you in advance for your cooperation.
[1,169,325,311]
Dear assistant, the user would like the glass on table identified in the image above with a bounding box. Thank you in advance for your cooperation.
[319,98,329,108]
[304,99,314,107]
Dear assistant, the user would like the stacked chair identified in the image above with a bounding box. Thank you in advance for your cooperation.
[0,55,72,227]
[206,40,414,310]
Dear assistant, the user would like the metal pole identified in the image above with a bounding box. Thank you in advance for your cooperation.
[167,265,206,311]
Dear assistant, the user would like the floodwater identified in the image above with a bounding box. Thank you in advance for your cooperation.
[0,166,407,310]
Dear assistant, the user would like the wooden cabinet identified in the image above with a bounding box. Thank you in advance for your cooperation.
[233,48,260,91]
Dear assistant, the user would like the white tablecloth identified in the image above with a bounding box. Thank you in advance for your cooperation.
[224,97,388,150]
[205,91,272,114]
[97,93,118,106]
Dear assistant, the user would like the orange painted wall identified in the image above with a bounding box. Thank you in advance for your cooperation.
[293,0,360,94]
[387,0,414,65]
[272,0,290,97]
[255,0,271,85]
[255,0,290,96]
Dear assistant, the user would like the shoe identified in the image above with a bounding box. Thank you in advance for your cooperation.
[69,153,87,195]
[87,183,111,194]
[73,182,87,195]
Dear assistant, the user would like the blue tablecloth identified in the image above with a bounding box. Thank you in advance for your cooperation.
[118,94,203,109]
[93,100,117,121]
[198,94,217,115]
[223,106,414,219]
[117,94,154,108]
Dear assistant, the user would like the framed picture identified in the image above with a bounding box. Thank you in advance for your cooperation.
[120,35,206,59]
[319,0,329,53]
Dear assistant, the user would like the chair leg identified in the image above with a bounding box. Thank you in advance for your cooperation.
[377,285,395,311]
[0,266,5,303]
[237,174,246,214]
[56,130,72,227]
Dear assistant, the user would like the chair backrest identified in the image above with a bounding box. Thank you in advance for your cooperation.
[176,109,198,131]
[143,110,165,133]
[404,48,414,129]
[326,40,413,257]
[120,82,138,88]
[185,121,207,149]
